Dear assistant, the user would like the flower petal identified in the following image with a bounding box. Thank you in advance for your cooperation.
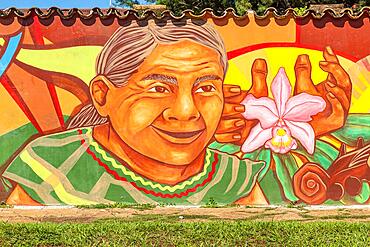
[265,140,281,153]
[271,67,292,117]
[285,120,315,154]
[241,94,279,129]
[280,139,298,154]
[265,126,297,154]
[283,93,326,122]
[265,139,297,154]
[242,123,273,153]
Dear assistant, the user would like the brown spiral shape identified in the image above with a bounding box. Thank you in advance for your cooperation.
[293,163,331,205]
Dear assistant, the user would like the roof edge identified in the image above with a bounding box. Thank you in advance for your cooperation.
[0,7,369,20]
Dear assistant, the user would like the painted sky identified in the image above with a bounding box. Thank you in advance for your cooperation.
[0,0,150,9]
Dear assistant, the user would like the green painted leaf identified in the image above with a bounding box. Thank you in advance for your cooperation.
[256,149,271,180]
[208,141,225,150]
[272,154,298,202]
[332,114,370,146]
[294,140,338,169]
[242,148,262,160]
[354,182,370,204]
[208,142,240,154]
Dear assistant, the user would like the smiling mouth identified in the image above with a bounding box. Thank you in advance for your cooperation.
[152,126,205,144]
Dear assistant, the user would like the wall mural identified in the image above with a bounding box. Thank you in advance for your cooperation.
[0,9,369,206]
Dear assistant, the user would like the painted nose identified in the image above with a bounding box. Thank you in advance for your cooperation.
[163,94,200,121]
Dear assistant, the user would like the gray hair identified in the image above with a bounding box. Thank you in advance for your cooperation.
[68,20,228,129]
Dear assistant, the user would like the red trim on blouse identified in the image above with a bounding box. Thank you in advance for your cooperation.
[78,129,218,198]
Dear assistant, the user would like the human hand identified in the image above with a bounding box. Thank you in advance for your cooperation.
[215,59,268,145]
[294,46,352,136]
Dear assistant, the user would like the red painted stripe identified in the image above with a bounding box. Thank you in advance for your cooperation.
[0,75,43,133]
[78,129,218,199]
[29,17,44,45]
[227,42,359,62]
[31,16,65,128]
[295,18,301,45]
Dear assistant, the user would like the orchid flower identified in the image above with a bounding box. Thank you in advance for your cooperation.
[241,68,326,155]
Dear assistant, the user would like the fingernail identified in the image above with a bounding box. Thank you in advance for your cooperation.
[235,120,245,127]
[328,92,335,98]
[233,134,241,139]
[230,87,241,93]
[327,46,335,55]
[319,61,329,66]
[326,81,336,88]
[297,54,309,62]
[253,59,267,70]
[235,106,245,112]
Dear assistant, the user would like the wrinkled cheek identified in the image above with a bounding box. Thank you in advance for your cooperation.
[112,99,167,136]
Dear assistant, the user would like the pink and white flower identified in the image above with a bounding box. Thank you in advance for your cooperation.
[241,68,326,154]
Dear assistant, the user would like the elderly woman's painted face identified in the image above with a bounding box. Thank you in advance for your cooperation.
[103,40,224,165]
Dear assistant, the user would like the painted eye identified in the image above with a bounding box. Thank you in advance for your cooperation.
[148,86,170,93]
[195,85,216,93]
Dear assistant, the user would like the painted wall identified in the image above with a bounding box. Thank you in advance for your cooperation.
[0,9,369,206]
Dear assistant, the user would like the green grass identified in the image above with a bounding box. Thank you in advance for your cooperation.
[0,220,368,246]
[317,214,370,220]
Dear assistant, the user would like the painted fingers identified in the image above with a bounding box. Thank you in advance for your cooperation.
[311,92,346,136]
[249,59,268,97]
[215,59,268,144]
[294,54,318,95]
[302,46,352,136]
[319,46,352,98]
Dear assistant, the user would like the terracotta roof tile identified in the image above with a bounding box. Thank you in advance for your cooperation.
[0,7,368,20]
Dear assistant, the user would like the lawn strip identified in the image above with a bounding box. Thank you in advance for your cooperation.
[0,220,368,246]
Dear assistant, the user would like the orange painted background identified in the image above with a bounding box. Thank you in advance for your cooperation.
[0,10,369,206]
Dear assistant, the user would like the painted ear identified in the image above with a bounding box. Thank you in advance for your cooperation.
[90,75,114,117]
[91,79,108,106]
